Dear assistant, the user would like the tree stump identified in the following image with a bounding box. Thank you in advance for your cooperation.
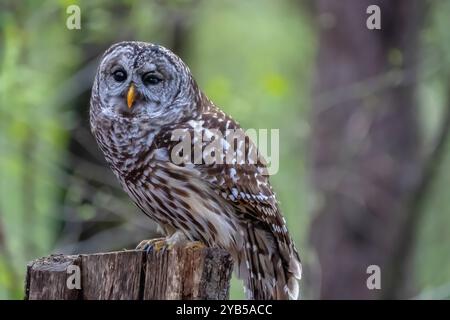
[25,245,233,300]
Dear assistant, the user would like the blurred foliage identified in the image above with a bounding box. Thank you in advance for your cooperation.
[0,0,449,299]
[416,0,450,298]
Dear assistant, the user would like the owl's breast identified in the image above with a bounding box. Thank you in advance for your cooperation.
[92,112,160,180]
[120,160,241,248]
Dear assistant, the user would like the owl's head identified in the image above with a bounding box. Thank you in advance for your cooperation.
[91,41,200,127]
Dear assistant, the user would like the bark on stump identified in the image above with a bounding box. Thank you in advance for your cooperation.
[25,245,233,300]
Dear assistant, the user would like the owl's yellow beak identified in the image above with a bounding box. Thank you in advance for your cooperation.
[127,83,136,109]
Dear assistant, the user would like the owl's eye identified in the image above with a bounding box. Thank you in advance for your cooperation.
[142,73,162,85]
[112,69,127,82]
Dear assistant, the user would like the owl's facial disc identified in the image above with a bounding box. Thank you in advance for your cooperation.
[97,41,197,125]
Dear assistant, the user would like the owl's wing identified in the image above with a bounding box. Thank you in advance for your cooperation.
[195,110,301,299]
[152,109,301,299]
[152,109,292,244]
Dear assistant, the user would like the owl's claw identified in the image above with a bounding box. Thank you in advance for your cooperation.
[184,241,206,250]
[136,238,167,253]
[136,236,206,253]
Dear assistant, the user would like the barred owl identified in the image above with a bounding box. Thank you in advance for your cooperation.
[90,41,301,300]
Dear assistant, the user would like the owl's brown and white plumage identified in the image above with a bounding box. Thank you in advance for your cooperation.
[90,41,301,300]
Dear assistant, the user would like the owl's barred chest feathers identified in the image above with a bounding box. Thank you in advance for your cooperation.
[90,41,301,300]
[92,110,239,247]
[93,115,160,177]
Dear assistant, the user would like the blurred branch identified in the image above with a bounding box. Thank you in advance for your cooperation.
[385,79,450,299]
[163,0,199,57]
[55,222,157,254]
[315,54,442,115]
[54,56,101,108]
[71,127,106,163]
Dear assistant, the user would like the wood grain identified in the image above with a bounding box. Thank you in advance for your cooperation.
[143,246,233,300]
[81,250,144,300]
[26,254,81,300]
[25,244,233,300]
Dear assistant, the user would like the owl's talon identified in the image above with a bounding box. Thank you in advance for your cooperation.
[136,238,167,253]
[185,241,206,250]
[137,237,206,253]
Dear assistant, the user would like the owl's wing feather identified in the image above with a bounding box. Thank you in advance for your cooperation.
[152,109,287,236]
[152,107,301,299]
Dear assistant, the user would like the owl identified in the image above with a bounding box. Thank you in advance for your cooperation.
[90,41,301,300]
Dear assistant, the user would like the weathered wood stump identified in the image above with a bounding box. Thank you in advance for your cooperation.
[25,245,233,300]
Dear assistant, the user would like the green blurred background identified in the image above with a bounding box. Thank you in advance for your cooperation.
[0,0,449,299]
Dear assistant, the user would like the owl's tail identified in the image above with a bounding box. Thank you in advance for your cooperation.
[234,224,302,300]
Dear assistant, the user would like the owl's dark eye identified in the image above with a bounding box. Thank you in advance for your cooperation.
[142,73,162,85]
[112,69,127,82]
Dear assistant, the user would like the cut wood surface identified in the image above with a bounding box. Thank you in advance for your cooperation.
[25,245,233,300]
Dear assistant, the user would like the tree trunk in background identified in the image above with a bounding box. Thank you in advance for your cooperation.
[310,0,423,299]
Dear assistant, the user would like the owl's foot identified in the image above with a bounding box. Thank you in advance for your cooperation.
[184,241,206,250]
[164,231,195,250]
[136,232,206,253]
[136,237,167,253]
